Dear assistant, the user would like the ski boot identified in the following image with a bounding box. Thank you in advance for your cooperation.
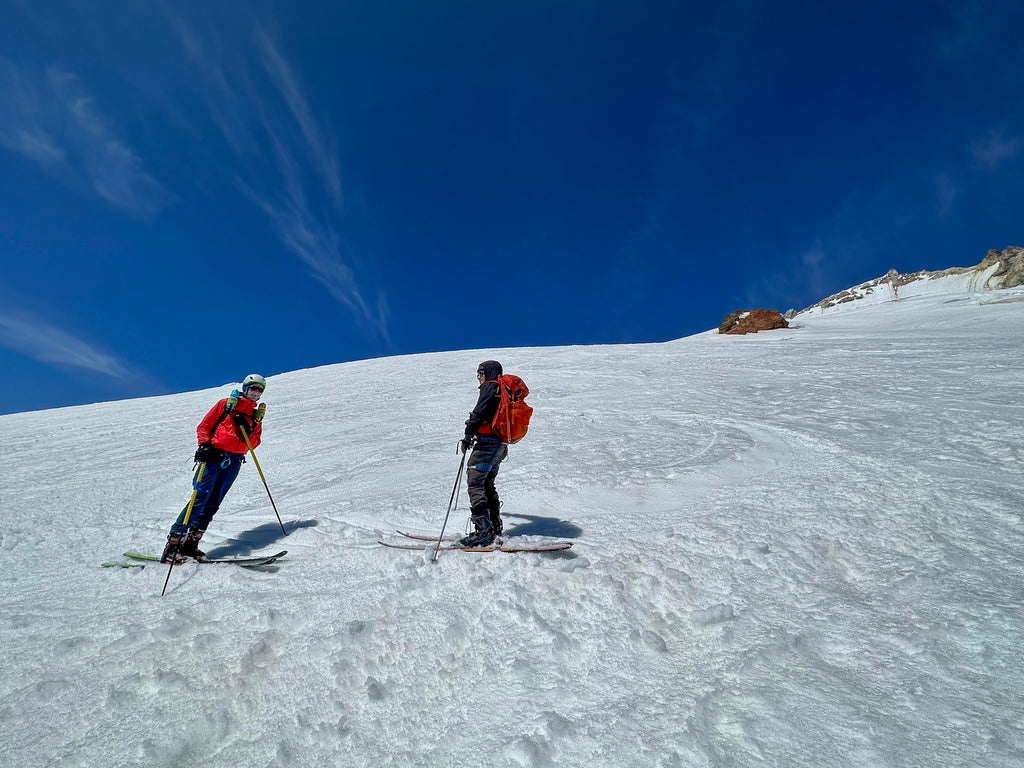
[488,500,503,538]
[178,529,206,561]
[458,513,496,548]
[160,532,188,564]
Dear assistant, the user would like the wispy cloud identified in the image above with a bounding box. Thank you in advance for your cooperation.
[0,308,137,379]
[740,180,931,312]
[932,1,987,62]
[970,129,1022,170]
[238,136,387,335]
[739,240,836,313]
[168,17,262,159]
[0,58,172,219]
[169,17,388,338]
[254,26,344,214]
[933,173,958,218]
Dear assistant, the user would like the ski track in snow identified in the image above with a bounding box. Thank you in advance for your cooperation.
[1,289,1023,767]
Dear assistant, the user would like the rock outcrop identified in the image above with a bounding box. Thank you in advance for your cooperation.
[799,246,1024,314]
[718,308,789,335]
[986,245,1024,288]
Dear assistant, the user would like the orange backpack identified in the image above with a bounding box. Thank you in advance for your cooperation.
[487,374,533,444]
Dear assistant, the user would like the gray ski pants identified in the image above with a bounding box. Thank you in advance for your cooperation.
[466,437,508,514]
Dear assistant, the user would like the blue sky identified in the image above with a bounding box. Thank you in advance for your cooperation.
[1,1,1021,415]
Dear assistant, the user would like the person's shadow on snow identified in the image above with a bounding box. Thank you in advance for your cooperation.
[504,514,581,539]
[207,519,318,558]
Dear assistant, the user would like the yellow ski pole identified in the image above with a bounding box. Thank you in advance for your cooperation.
[237,423,287,536]
[161,462,206,596]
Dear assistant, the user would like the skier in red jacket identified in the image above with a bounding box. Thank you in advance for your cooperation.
[161,374,266,563]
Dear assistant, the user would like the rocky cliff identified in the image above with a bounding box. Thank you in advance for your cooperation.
[791,246,1024,317]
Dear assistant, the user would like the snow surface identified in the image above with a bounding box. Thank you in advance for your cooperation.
[2,286,1023,767]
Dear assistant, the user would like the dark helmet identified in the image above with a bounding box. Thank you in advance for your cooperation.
[476,360,503,380]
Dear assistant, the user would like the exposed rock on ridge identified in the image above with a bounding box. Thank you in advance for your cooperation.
[798,246,1024,314]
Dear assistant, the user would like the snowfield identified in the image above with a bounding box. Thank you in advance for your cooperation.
[2,285,1023,767]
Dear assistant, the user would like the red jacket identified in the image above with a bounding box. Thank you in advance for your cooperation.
[197,397,262,454]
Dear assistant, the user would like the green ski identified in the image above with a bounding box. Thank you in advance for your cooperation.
[104,550,288,568]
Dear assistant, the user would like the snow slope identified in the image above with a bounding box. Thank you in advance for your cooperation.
[2,286,1023,767]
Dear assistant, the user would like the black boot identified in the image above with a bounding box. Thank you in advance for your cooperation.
[458,513,495,547]
[178,529,206,561]
[160,532,187,564]
[488,502,503,538]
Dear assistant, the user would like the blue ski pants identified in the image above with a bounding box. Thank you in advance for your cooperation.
[170,453,245,535]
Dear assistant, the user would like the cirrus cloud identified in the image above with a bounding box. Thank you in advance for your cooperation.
[0,58,173,219]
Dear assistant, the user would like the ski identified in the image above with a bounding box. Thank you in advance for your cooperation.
[379,539,572,553]
[395,530,460,542]
[393,530,573,552]
[109,550,288,568]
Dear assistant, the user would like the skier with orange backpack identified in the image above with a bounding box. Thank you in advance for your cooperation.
[458,360,532,547]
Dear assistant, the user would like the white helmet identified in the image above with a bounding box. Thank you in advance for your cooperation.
[242,373,266,392]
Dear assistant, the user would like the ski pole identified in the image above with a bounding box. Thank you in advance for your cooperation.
[237,423,287,536]
[432,445,468,563]
[162,462,206,597]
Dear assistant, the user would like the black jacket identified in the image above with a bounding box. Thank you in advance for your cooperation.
[465,360,503,436]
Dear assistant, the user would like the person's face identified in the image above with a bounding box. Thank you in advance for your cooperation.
[244,385,264,401]
[477,369,485,385]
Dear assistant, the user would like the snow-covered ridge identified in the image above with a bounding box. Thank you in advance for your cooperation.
[797,245,1024,316]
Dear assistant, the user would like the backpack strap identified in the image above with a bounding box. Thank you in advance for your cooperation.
[487,376,525,401]
[206,406,232,443]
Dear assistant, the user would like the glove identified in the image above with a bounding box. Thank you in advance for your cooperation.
[459,435,476,454]
[194,442,219,464]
